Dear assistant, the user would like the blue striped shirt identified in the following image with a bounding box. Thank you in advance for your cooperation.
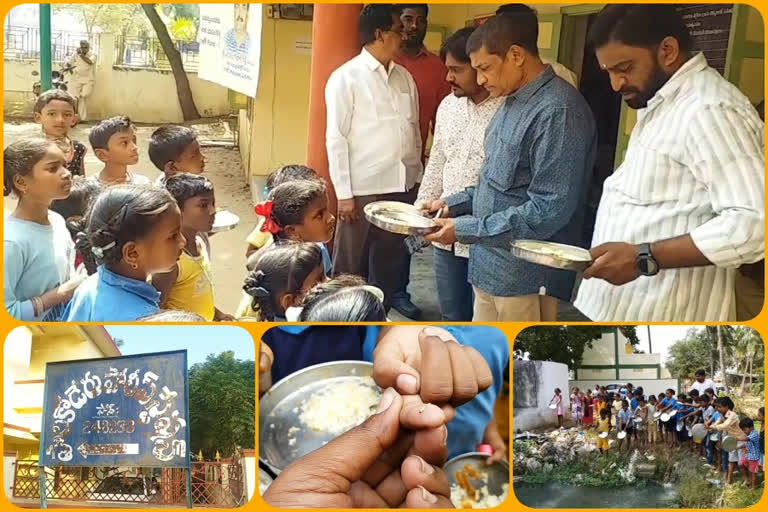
[446,66,597,301]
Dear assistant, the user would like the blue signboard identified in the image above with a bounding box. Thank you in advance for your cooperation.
[40,350,190,468]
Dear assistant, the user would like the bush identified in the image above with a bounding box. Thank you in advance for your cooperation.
[721,485,764,508]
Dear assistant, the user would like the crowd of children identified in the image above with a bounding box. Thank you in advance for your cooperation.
[3,89,387,322]
[559,384,765,487]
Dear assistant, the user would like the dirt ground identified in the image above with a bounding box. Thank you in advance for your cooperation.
[3,119,587,321]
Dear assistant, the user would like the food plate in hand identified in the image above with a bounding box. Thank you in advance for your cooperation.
[364,201,438,236]
[511,240,592,271]
[617,431,627,439]
[258,361,381,473]
[211,210,240,232]
[444,452,509,508]
[598,432,609,439]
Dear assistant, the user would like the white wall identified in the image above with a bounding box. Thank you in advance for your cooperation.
[3,33,230,123]
[3,452,16,501]
[242,450,256,504]
[580,332,617,365]
[3,327,33,428]
[569,379,680,399]
[513,360,569,432]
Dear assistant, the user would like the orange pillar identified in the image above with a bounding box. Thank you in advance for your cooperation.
[306,4,363,219]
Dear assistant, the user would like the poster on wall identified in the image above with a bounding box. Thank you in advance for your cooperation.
[675,4,734,75]
[40,351,189,467]
[198,3,263,97]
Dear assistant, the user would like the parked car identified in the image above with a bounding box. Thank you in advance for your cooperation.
[604,384,628,397]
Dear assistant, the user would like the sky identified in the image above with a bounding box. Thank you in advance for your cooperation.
[104,325,255,368]
[636,325,705,367]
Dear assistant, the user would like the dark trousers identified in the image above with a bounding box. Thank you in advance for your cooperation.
[432,246,473,321]
[332,190,414,307]
[393,184,420,301]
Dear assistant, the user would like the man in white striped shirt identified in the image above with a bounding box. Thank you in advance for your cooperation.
[575,4,764,322]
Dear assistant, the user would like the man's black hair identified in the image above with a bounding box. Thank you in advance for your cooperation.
[466,8,539,57]
[495,4,537,16]
[440,27,475,63]
[588,4,693,53]
[359,4,401,47]
[398,4,428,16]
[695,369,706,377]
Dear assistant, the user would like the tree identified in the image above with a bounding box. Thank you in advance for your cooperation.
[515,326,611,369]
[188,351,255,459]
[665,327,713,379]
[54,3,148,37]
[716,326,726,390]
[141,3,200,120]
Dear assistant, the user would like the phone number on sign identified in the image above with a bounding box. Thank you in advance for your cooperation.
[82,419,136,434]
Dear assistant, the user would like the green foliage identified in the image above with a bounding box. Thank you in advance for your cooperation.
[665,327,716,380]
[721,484,763,508]
[514,326,609,368]
[169,17,197,42]
[188,351,255,460]
[54,3,149,36]
[618,326,640,346]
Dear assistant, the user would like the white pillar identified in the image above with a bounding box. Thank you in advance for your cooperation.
[3,452,17,502]
[241,449,256,503]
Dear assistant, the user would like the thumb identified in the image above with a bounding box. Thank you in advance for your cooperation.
[287,388,404,485]
[259,342,273,374]
[373,338,421,395]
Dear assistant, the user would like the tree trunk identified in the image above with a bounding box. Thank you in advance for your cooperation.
[740,358,748,394]
[717,326,727,392]
[141,3,200,120]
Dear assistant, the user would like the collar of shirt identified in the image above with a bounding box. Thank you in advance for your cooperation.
[647,52,708,110]
[360,47,396,79]
[510,65,556,104]
[100,266,161,303]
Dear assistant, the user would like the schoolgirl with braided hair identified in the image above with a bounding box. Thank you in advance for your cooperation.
[62,184,186,321]
[3,138,84,320]
[242,243,325,321]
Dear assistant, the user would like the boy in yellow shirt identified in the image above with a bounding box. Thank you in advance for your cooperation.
[153,173,234,321]
[597,409,611,453]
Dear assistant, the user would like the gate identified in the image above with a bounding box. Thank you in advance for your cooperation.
[13,460,245,507]
[190,462,245,507]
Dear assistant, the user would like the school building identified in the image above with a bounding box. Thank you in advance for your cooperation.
[3,325,121,499]
[569,327,679,397]
[236,3,765,205]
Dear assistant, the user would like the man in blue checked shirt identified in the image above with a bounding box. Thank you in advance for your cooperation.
[424,9,597,322]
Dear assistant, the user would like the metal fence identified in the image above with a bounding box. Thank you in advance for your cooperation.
[12,460,244,507]
[3,26,100,63]
[114,34,199,72]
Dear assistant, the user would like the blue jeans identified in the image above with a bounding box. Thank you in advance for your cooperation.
[704,436,715,465]
[721,448,729,472]
[432,247,473,321]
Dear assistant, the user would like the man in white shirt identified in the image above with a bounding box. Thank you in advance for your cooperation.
[325,4,422,310]
[68,40,96,121]
[416,27,503,321]
[690,369,716,397]
[575,4,764,321]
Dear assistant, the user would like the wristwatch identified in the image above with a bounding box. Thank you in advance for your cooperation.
[636,243,659,276]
